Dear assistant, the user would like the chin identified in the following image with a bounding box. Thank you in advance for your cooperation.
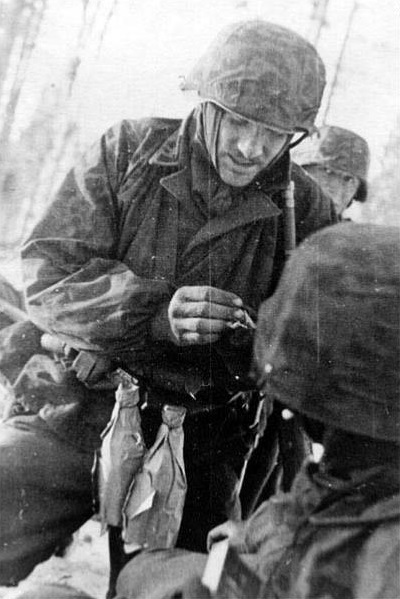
[220,169,256,188]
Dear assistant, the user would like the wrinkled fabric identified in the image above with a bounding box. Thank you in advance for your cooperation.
[22,114,335,395]
[0,321,43,419]
[115,455,400,599]
[0,114,335,584]
[0,321,42,385]
[4,351,115,451]
[116,549,206,599]
[123,404,187,551]
[0,320,114,448]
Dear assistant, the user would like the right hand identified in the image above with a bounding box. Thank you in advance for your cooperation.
[206,520,247,552]
[167,286,245,346]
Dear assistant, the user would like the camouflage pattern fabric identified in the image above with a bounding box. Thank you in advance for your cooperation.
[182,20,326,134]
[0,113,335,586]
[114,455,400,599]
[21,115,335,396]
[255,223,400,443]
[293,125,370,201]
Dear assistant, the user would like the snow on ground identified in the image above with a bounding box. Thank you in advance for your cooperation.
[0,521,109,599]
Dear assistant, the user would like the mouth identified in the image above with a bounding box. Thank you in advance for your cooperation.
[226,155,258,169]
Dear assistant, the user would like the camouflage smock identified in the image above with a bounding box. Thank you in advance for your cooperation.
[21,112,335,397]
[114,458,400,599]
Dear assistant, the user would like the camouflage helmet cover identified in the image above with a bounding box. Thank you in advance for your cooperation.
[182,20,326,135]
[254,223,400,444]
[294,125,370,201]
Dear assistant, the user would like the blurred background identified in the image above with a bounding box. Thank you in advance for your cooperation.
[0,0,399,287]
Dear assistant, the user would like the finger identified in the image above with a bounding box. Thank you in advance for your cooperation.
[207,527,227,552]
[206,522,236,551]
[172,301,245,322]
[178,331,221,346]
[175,317,232,334]
[177,286,243,307]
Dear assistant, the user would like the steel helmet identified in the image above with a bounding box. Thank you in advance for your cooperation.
[182,20,326,135]
[254,223,400,444]
[294,125,370,201]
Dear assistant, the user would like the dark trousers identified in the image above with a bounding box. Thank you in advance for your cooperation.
[0,415,94,585]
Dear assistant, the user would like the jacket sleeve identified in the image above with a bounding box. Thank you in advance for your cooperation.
[21,120,171,355]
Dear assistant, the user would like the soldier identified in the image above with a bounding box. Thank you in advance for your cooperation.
[293,125,370,216]
[113,222,400,599]
[0,20,335,594]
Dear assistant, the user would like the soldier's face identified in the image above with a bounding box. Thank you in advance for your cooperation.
[305,165,359,215]
[216,112,288,187]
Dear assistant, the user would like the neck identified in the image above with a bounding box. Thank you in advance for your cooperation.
[322,427,400,479]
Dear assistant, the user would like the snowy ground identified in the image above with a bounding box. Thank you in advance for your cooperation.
[0,521,109,599]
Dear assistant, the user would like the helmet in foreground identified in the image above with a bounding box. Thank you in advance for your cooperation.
[182,20,326,135]
[293,125,370,201]
[254,223,400,444]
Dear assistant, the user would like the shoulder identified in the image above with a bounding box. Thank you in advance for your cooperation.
[103,117,181,153]
[99,117,182,183]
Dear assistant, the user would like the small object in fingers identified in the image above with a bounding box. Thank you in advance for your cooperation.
[227,320,248,330]
[227,310,256,330]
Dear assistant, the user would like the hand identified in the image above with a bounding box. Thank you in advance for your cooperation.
[167,286,245,346]
[207,520,247,552]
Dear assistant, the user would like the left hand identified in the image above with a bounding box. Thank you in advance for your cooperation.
[207,520,247,552]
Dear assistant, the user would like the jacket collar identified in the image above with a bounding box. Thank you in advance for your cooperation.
[149,114,189,168]
[296,461,400,527]
[149,128,181,168]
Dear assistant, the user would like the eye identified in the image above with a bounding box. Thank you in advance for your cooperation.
[343,175,353,183]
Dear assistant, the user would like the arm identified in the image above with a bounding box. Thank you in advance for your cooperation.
[21,120,171,355]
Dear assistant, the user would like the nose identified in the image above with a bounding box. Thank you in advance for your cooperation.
[237,125,265,160]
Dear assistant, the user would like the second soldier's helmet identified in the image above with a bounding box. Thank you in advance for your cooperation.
[182,20,326,135]
[294,125,370,201]
[254,223,400,445]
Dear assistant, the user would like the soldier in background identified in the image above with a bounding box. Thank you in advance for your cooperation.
[293,125,370,217]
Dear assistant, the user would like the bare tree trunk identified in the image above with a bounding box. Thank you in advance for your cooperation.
[22,0,120,240]
[306,0,330,47]
[0,0,48,148]
[321,1,359,124]
[0,0,26,98]
[0,0,121,248]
